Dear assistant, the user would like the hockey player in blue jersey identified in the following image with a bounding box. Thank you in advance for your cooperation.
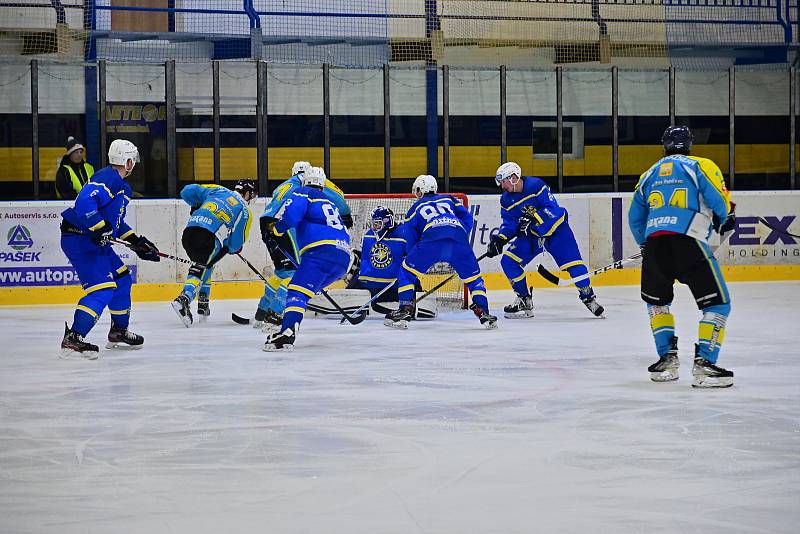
[487,162,604,318]
[171,179,257,327]
[384,175,497,330]
[262,167,352,351]
[629,126,735,388]
[253,161,352,333]
[59,139,161,358]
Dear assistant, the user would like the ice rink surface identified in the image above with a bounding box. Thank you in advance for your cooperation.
[1,281,798,534]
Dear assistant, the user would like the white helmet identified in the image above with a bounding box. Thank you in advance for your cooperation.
[291,161,311,177]
[495,161,522,186]
[108,139,139,176]
[301,166,326,188]
[412,174,438,198]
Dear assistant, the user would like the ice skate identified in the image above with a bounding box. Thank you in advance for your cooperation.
[504,292,534,319]
[263,328,295,352]
[579,287,605,317]
[106,326,144,350]
[692,346,733,388]
[197,293,210,322]
[171,294,193,328]
[60,323,99,360]
[470,303,498,330]
[252,307,267,329]
[384,305,413,329]
[648,336,679,382]
[261,310,283,334]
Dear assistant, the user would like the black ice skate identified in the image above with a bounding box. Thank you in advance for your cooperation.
[197,293,210,322]
[261,310,283,333]
[384,305,414,329]
[60,323,99,360]
[504,292,534,319]
[263,328,296,352]
[252,307,268,329]
[648,336,679,382]
[692,345,733,388]
[579,288,605,317]
[106,326,144,350]
[171,294,193,328]
[470,303,498,330]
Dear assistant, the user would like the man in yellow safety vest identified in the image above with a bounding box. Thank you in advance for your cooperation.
[55,136,95,200]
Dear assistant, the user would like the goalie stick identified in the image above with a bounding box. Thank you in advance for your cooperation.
[537,252,643,287]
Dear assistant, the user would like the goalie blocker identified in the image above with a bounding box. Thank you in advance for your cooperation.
[307,289,438,320]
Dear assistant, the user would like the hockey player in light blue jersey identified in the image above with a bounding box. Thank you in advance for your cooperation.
[487,162,604,318]
[262,167,352,351]
[629,125,735,388]
[253,161,352,333]
[384,175,496,330]
[171,179,257,327]
[59,139,161,358]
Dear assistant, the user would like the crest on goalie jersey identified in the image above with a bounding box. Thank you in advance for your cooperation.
[370,242,393,268]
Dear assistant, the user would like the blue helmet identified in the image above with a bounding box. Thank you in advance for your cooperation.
[662,125,693,155]
[370,205,395,237]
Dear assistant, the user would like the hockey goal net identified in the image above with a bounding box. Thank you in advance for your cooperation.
[346,193,470,309]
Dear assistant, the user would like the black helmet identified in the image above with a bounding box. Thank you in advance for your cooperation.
[662,126,694,155]
[234,178,258,198]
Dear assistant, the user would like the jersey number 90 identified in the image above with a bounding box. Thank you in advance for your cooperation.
[419,202,455,221]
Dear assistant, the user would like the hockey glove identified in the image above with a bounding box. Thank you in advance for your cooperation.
[344,249,361,287]
[125,234,161,262]
[716,201,737,239]
[89,224,113,247]
[260,216,279,245]
[341,213,354,229]
[486,234,509,258]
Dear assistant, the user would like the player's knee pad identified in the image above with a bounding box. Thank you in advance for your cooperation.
[699,303,730,347]
[114,270,132,292]
[500,253,523,274]
[81,286,114,311]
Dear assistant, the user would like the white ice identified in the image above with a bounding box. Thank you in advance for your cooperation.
[1,282,799,534]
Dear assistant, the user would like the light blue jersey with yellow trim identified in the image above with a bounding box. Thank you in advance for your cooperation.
[498,177,566,239]
[61,165,133,238]
[359,225,407,284]
[262,175,350,219]
[628,155,731,245]
[181,184,252,253]
[273,186,350,255]
[403,193,472,249]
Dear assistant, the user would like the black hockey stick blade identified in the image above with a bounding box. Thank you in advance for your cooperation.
[319,290,366,325]
[537,264,562,285]
[231,313,251,325]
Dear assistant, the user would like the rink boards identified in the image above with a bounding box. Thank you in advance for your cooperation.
[1,191,798,305]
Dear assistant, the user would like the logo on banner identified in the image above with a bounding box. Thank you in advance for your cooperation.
[7,225,33,250]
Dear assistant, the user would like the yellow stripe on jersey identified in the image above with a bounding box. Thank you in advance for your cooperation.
[398,284,416,293]
[401,261,427,278]
[119,229,134,240]
[299,239,344,255]
[462,273,481,284]
[503,185,548,211]
[88,220,106,231]
[503,250,523,263]
[538,213,566,237]
[285,306,306,314]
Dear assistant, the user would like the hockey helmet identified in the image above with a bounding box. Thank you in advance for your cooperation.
[108,139,139,176]
[662,125,694,155]
[302,166,326,188]
[234,178,258,202]
[412,174,437,198]
[291,161,311,177]
[495,161,522,186]
[370,205,396,236]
